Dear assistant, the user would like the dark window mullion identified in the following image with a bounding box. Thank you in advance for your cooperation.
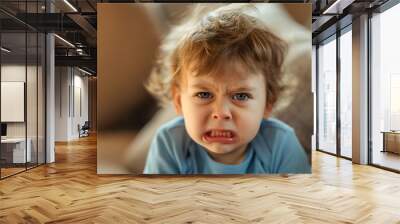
[24,0,28,171]
[337,29,341,157]
[316,44,320,151]
[36,14,39,168]
[367,10,373,165]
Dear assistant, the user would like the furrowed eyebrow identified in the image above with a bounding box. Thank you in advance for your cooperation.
[189,78,258,92]
[229,87,256,92]
[190,84,257,92]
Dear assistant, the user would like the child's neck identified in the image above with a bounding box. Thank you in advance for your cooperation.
[207,144,248,165]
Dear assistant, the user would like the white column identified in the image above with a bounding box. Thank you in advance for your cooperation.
[46,33,55,163]
[55,67,73,141]
[352,14,369,164]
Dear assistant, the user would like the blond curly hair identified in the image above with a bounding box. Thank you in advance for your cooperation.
[146,5,287,107]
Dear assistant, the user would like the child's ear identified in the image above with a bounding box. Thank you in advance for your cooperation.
[264,103,273,118]
[172,85,183,115]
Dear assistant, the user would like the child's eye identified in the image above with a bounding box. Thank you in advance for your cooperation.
[195,92,213,99]
[232,93,251,101]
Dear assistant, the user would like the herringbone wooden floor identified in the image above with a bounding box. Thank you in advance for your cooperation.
[1,135,400,223]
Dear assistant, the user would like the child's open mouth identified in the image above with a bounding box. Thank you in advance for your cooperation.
[202,129,236,144]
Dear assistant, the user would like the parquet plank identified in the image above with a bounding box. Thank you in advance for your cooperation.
[0,135,399,223]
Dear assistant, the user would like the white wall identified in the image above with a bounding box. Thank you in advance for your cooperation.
[1,63,46,164]
[1,65,36,137]
[1,65,26,131]
[55,67,70,141]
[73,73,89,137]
[55,67,89,141]
[1,65,26,81]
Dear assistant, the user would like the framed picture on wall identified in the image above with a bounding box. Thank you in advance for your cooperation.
[1,81,25,122]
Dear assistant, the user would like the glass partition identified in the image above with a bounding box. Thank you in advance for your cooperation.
[371,3,400,171]
[317,36,337,155]
[1,31,28,178]
[339,28,352,158]
[0,1,46,179]
[27,31,38,169]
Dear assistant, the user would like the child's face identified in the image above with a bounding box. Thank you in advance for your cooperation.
[173,63,268,163]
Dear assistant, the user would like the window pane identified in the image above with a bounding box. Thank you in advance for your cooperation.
[318,37,337,154]
[371,3,400,171]
[340,29,352,158]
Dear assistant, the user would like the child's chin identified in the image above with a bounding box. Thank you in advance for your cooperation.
[207,146,235,155]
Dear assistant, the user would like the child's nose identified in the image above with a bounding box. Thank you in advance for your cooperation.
[212,113,231,120]
[212,101,232,120]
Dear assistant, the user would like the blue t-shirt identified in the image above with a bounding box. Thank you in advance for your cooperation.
[143,117,311,174]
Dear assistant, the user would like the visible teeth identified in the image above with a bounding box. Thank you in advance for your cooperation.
[210,130,232,138]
